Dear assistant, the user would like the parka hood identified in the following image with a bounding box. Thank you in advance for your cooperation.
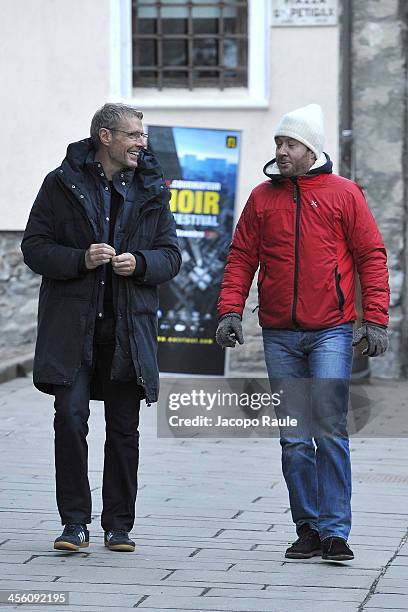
[263,152,333,182]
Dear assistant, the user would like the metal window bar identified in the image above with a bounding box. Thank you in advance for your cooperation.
[157,2,163,90]
[220,4,225,90]
[132,0,248,90]
[188,1,193,90]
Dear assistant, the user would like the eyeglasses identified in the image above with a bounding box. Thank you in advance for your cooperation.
[103,127,148,141]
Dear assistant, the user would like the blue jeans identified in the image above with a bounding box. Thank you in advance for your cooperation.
[262,323,353,541]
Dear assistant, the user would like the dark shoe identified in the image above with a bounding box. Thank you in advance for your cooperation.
[285,524,322,559]
[321,537,354,561]
[104,529,135,552]
[54,524,89,551]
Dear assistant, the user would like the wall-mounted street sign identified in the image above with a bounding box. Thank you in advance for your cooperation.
[271,0,338,27]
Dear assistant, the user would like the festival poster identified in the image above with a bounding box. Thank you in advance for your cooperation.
[147,126,241,375]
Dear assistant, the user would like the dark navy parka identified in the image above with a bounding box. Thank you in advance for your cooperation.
[21,138,181,405]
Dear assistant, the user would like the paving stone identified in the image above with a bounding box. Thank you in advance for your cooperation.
[8,607,135,612]
[376,585,408,594]
[137,594,359,611]
[390,556,408,566]
[5,563,170,580]
[25,555,233,571]
[376,577,408,592]
[136,517,274,531]
[192,548,285,562]
[163,568,376,590]
[0,579,203,596]
[379,565,408,580]
[397,542,408,555]
[208,586,367,602]
[0,575,52,583]
[233,560,378,577]
[132,538,259,551]
[363,593,408,609]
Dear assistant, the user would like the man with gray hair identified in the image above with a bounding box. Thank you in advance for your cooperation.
[22,103,181,552]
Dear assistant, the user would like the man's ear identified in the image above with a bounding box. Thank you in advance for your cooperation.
[98,127,111,147]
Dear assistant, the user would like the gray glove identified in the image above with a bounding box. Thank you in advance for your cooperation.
[216,313,244,348]
[352,321,388,357]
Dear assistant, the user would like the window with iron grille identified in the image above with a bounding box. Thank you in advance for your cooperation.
[132,0,248,90]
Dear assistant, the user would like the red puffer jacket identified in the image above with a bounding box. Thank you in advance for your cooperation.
[218,155,389,329]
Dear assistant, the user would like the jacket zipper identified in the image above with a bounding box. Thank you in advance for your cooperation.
[252,262,267,313]
[292,180,301,327]
[123,194,166,406]
[335,266,345,312]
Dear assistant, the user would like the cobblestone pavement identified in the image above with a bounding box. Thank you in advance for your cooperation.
[0,376,407,611]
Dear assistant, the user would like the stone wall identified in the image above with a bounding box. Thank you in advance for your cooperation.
[399,0,408,376]
[0,232,40,351]
[352,0,407,377]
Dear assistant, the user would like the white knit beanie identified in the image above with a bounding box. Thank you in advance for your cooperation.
[274,104,324,159]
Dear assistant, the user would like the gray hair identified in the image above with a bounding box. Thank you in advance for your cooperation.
[90,103,144,148]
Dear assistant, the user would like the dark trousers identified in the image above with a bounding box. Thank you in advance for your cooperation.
[53,321,142,531]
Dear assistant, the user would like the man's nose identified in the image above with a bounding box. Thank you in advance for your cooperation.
[277,144,289,156]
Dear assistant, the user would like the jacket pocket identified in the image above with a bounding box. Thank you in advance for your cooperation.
[50,276,93,300]
[129,283,159,315]
[335,266,345,312]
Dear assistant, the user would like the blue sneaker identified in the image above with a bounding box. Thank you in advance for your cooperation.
[54,524,89,551]
[104,529,135,552]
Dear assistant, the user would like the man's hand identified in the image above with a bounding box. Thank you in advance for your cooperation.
[352,321,389,357]
[85,243,116,269]
[112,253,136,276]
[216,314,244,348]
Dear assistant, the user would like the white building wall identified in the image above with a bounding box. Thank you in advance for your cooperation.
[0,0,339,230]
[0,0,111,230]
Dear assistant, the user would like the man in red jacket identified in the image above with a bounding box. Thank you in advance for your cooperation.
[216,104,389,561]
